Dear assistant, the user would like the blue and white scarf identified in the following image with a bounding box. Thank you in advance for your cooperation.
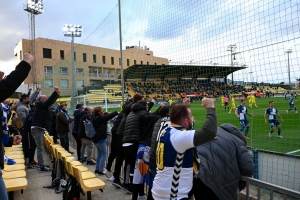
[58,109,69,120]
[1,102,10,145]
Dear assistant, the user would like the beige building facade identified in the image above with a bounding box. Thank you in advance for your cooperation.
[14,38,169,96]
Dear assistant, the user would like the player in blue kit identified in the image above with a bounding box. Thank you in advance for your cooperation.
[286,93,297,114]
[264,101,284,138]
[235,99,255,140]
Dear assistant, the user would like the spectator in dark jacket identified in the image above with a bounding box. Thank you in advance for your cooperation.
[113,97,138,189]
[49,106,58,144]
[92,106,118,175]
[0,53,33,200]
[72,104,84,160]
[56,103,74,153]
[31,86,60,171]
[131,104,164,200]
[78,107,95,164]
[122,100,149,195]
[192,123,254,200]
[104,111,123,177]
[23,107,37,168]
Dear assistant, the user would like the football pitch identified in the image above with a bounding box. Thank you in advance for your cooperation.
[189,97,300,156]
[107,97,300,155]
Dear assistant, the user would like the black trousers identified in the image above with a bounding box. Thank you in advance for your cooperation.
[113,135,128,182]
[192,178,219,200]
[72,133,82,161]
[123,143,139,180]
[106,132,117,171]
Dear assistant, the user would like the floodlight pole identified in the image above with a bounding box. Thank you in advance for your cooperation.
[118,0,124,104]
[23,0,44,89]
[227,44,237,85]
[63,24,83,110]
[285,48,292,85]
[71,35,76,97]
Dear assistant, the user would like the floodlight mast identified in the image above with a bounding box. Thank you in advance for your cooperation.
[227,44,237,85]
[23,0,44,89]
[284,46,293,85]
[63,24,83,110]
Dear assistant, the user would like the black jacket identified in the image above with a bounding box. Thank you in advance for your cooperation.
[116,101,133,137]
[32,91,59,132]
[72,109,82,134]
[111,111,123,134]
[0,60,31,169]
[196,123,254,200]
[139,114,161,146]
[122,103,149,144]
[92,111,118,143]
[149,117,171,172]
[77,112,91,139]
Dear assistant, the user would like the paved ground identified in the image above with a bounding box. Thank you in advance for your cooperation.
[13,146,133,200]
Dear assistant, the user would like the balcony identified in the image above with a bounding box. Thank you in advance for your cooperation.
[89,73,101,78]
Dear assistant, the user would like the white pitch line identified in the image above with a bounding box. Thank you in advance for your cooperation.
[286,149,300,154]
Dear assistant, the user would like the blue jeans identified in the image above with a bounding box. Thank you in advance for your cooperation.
[0,169,8,200]
[58,132,69,151]
[94,139,107,171]
[31,127,45,168]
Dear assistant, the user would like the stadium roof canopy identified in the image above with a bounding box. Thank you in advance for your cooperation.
[122,64,247,81]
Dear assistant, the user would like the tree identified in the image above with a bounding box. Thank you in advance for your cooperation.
[280,82,285,85]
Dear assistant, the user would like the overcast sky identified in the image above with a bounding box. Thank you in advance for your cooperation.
[0,0,117,75]
[1,0,299,84]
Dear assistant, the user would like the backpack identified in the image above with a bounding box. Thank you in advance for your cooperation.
[83,118,96,138]
[52,159,65,192]
[63,175,81,200]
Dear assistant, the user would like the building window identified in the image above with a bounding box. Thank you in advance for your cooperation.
[111,57,114,65]
[127,59,130,66]
[77,80,84,88]
[60,67,68,76]
[60,50,64,60]
[44,66,53,75]
[134,60,136,65]
[60,79,68,88]
[93,54,96,63]
[147,62,149,65]
[43,48,52,58]
[76,68,84,76]
[155,63,157,65]
[20,51,22,60]
[141,61,143,65]
[74,52,76,61]
[102,56,106,64]
[83,53,87,62]
[45,79,53,88]
[119,58,121,65]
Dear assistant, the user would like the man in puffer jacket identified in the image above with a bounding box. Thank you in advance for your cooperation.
[193,123,254,200]
[122,100,149,194]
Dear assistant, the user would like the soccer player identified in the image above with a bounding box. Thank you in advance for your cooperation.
[220,95,224,107]
[286,93,297,114]
[168,98,173,105]
[235,99,255,140]
[247,94,252,108]
[264,101,284,138]
[224,95,229,111]
[294,91,298,100]
[228,96,236,114]
[251,94,258,108]
[283,91,287,103]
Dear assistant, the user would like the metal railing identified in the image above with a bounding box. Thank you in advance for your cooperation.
[240,176,300,200]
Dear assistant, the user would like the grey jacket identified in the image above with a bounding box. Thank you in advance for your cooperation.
[196,123,254,200]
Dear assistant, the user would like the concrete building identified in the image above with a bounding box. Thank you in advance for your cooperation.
[14,38,169,97]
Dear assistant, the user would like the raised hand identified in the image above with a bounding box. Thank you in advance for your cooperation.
[23,53,34,64]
